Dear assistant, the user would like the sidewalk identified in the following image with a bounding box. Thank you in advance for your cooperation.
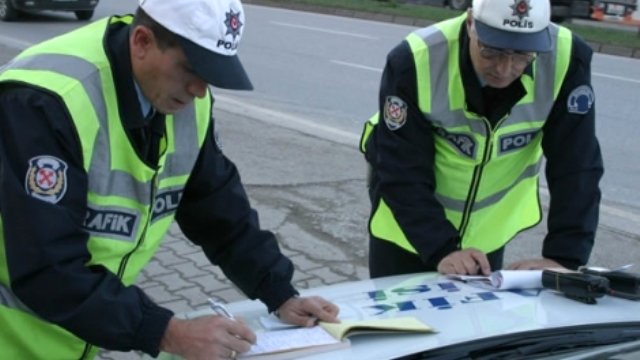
[98,105,640,359]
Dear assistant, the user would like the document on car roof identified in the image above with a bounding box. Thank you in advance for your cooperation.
[447,270,543,290]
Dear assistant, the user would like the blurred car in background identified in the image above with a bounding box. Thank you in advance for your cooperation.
[591,0,638,22]
[424,0,594,22]
[0,0,99,21]
[548,0,594,21]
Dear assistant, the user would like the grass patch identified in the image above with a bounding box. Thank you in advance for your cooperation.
[564,23,640,48]
[253,0,640,49]
[257,0,464,20]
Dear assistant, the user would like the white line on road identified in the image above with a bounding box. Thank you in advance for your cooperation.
[0,35,31,50]
[215,94,360,147]
[593,72,640,84]
[539,186,640,229]
[270,21,378,39]
[329,59,640,85]
[330,60,382,72]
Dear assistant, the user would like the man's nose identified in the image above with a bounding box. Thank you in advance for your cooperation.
[188,77,208,98]
[494,54,514,76]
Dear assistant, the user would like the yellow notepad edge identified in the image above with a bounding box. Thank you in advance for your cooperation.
[319,316,433,340]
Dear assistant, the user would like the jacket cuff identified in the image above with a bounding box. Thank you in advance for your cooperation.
[551,257,582,270]
[421,236,460,267]
[258,281,299,313]
[134,303,175,357]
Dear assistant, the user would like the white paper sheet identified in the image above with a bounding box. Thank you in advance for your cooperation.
[447,270,543,290]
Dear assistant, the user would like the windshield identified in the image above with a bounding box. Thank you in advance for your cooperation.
[405,323,640,360]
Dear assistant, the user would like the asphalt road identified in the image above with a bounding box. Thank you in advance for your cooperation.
[0,0,639,281]
[0,0,638,274]
[3,1,638,230]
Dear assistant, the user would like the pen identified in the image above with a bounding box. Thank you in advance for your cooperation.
[208,298,235,320]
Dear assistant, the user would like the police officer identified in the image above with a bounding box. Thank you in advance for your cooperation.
[361,0,603,277]
[0,0,338,359]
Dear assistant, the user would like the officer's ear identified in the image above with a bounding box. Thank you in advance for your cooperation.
[466,9,474,32]
[130,25,156,59]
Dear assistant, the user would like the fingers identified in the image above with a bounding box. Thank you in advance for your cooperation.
[276,296,341,326]
[160,315,256,360]
[227,319,257,347]
[227,334,253,354]
[468,250,491,275]
[506,258,564,270]
[307,297,340,323]
[505,260,525,270]
[212,318,254,360]
[437,249,491,275]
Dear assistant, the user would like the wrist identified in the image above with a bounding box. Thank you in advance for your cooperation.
[159,317,186,355]
[273,294,299,318]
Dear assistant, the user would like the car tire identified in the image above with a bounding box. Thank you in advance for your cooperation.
[448,0,472,10]
[0,0,19,22]
[75,10,94,21]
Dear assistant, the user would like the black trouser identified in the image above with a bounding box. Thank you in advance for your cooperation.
[369,235,505,278]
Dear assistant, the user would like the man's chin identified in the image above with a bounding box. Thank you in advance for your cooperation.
[159,101,190,114]
[484,75,516,89]
[487,81,511,89]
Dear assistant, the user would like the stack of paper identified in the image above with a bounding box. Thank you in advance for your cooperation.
[447,270,543,290]
[239,326,349,360]
[240,317,434,359]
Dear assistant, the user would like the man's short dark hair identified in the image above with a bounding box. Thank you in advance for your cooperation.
[131,7,179,50]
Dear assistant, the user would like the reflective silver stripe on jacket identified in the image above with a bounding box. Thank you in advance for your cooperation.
[5,54,202,205]
[412,23,560,134]
[0,283,34,314]
[435,162,542,212]
[407,22,560,211]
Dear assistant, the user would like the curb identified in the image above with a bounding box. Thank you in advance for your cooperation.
[244,0,640,59]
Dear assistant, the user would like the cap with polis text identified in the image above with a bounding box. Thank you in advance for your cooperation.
[473,0,552,53]
[139,0,253,90]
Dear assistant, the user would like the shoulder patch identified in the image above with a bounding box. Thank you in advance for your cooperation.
[567,85,594,115]
[383,96,408,131]
[25,155,68,204]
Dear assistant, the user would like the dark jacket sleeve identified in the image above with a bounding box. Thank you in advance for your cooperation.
[0,87,173,356]
[541,34,604,269]
[175,107,297,313]
[365,41,460,265]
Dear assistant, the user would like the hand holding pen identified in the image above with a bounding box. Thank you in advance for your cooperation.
[207,298,254,359]
[160,306,256,360]
[159,299,255,360]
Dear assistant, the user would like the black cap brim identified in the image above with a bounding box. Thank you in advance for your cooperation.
[475,20,552,53]
[178,36,253,90]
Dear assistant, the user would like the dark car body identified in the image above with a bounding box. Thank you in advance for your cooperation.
[419,0,595,22]
[550,0,594,20]
[0,0,99,21]
[592,0,638,20]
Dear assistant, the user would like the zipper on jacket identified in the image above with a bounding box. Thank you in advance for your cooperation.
[79,172,160,359]
[458,115,508,240]
[117,172,159,277]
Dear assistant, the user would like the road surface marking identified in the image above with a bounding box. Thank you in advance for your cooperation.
[270,21,378,39]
